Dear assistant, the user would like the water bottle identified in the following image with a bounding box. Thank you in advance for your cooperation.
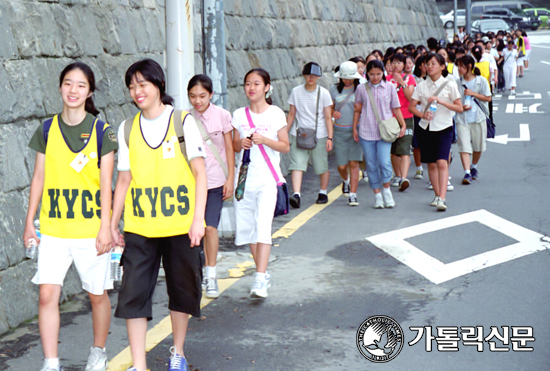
[110,247,123,281]
[26,220,41,260]
[428,102,437,122]
[464,95,472,109]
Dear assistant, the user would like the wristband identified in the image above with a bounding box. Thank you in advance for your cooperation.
[327,138,333,141]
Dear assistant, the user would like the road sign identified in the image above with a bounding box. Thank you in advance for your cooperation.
[487,123,530,145]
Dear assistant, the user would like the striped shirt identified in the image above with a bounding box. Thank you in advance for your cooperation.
[355,80,400,141]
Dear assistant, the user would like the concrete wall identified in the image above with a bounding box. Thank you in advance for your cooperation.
[0,0,444,335]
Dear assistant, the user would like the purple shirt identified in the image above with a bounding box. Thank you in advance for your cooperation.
[355,80,400,141]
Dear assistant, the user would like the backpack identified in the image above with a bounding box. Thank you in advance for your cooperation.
[43,117,108,168]
[123,109,189,161]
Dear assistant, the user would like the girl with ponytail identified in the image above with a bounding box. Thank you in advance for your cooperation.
[25,62,117,371]
[455,55,491,185]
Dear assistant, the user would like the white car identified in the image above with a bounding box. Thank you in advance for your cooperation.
[440,9,466,28]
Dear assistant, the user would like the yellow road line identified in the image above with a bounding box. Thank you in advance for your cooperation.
[107,278,240,371]
[272,185,342,239]
[108,183,342,370]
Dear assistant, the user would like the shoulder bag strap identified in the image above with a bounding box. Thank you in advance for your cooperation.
[192,111,229,178]
[334,87,354,112]
[244,107,281,184]
[94,118,105,169]
[364,83,382,125]
[123,116,134,148]
[422,80,450,115]
[314,87,320,135]
[172,109,189,161]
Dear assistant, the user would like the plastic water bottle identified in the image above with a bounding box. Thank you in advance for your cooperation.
[110,247,123,281]
[428,102,437,123]
[26,220,41,260]
[464,95,472,109]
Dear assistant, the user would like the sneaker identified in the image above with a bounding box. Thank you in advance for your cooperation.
[447,180,454,191]
[348,195,359,206]
[510,90,516,95]
[462,173,472,185]
[382,189,395,208]
[316,193,328,204]
[430,196,440,207]
[126,368,137,371]
[470,167,479,180]
[289,193,301,208]
[169,347,189,371]
[436,199,447,211]
[362,170,369,183]
[414,169,423,179]
[205,277,219,299]
[85,347,108,371]
[341,181,350,198]
[250,273,270,298]
[373,195,384,209]
[39,362,62,371]
[427,182,433,190]
[201,274,206,291]
[390,177,401,187]
[399,178,410,192]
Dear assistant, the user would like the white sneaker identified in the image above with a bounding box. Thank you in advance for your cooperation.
[447,180,454,192]
[373,194,384,209]
[85,347,107,371]
[205,277,219,299]
[414,169,423,179]
[390,177,401,187]
[362,170,369,183]
[250,272,270,298]
[382,188,395,208]
[510,90,516,95]
[427,182,433,190]
[436,198,447,211]
[40,360,62,371]
[430,196,440,207]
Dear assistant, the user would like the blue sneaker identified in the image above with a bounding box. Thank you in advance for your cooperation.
[462,173,472,185]
[470,167,479,180]
[168,347,189,371]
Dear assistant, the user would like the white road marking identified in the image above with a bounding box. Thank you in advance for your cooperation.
[508,92,541,100]
[366,210,547,284]
[515,103,523,113]
[541,61,550,65]
[506,103,514,113]
[532,45,550,49]
[488,124,530,145]
[529,103,542,113]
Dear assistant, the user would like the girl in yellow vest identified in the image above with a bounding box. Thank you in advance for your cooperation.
[109,59,207,371]
[24,62,117,371]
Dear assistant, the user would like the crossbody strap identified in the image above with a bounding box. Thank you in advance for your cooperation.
[334,87,354,112]
[192,111,229,178]
[314,87,320,135]
[422,80,450,115]
[364,83,382,125]
[244,107,281,184]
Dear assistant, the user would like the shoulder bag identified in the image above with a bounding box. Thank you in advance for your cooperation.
[473,97,495,139]
[364,83,400,143]
[296,87,320,150]
[244,107,289,217]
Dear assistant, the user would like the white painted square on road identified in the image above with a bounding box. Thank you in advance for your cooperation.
[366,209,548,284]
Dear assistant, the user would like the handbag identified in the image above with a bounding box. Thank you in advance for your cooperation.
[364,84,400,143]
[296,87,321,150]
[473,98,495,139]
[244,107,289,217]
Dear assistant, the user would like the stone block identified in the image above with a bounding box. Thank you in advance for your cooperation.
[92,7,122,55]
[3,59,46,121]
[0,190,28,270]
[34,58,68,117]
[128,10,152,52]
[0,3,18,59]
[0,65,19,124]
[0,124,32,194]
[143,9,165,53]
[112,7,138,55]
[0,261,39,328]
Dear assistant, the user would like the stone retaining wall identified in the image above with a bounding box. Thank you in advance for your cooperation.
[0,0,444,335]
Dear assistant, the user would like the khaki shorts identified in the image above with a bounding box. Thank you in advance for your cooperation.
[391,117,414,156]
[333,128,363,166]
[288,135,329,175]
[457,120,487,154]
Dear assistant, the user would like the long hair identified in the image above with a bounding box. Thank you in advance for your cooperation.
[244,68,272,105]
[59,62,99,116]
[456,55,480,76]
[125,59,175,106]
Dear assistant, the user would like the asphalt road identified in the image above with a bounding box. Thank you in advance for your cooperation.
[2,30,550,371]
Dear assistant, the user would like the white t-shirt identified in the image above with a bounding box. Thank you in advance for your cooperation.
[288,84,332,139]
[117,105,206,171]
[232,105,287,187]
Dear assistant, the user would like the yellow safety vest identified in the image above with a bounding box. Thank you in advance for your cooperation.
[447,63,454,74]
[475,61,491,85]
[124,111,196,238]
[517,36,526,56]
[40,115,102,238]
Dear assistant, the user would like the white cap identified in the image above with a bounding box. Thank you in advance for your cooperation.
[334,61,363,80]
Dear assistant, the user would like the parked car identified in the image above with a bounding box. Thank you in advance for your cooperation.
[440,9,466,29]
[524,8,549,28]
[471,1,535,20]
[481,8,535,30]
[509,8,541,30]
[471,19,512,34]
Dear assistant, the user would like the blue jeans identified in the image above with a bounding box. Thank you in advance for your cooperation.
[359,138,393,190]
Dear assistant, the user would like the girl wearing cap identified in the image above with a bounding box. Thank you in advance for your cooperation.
[330,61,363,206]
[353,60,406,209]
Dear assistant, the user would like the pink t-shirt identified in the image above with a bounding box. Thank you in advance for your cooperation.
[191,104,233,190]
[386,73,416,119]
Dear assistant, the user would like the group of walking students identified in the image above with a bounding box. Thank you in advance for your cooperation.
[22,27,508,370]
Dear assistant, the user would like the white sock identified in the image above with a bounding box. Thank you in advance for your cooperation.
[417,166,423,171]
[349,192,357,198]
[375,193,383,200]
[465,169,471,174]
[382,187,391,195]
[293,192,301,197]
[205,265,216,279]
[44,358,60,369]
[471,164,477,169]
[344,178,350,186]
[319,189,327,195]
[255,272,267,281]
